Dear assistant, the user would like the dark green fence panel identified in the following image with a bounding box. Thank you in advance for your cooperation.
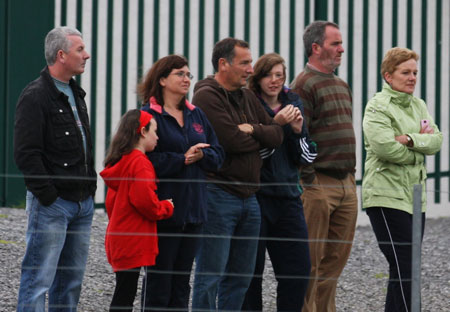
[2,0,54,207]
[0,0,7,206]
[3,0,448,213]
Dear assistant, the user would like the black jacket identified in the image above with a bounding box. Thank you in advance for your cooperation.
[14,67,97,206]
[142,97,224,226]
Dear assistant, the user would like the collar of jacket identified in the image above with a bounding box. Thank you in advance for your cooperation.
[382,83,413,108]
[194,76,234,104]
[149,96,196,114]
[256,86,299,114]
[193,76,255,120]
[40,66,86,101]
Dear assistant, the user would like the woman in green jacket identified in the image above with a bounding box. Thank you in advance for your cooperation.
[362,47,442,312]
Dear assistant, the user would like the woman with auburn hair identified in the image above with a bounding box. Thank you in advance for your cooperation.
[243,53,317,311]
[137,55,224,311]
[362,47,442,311]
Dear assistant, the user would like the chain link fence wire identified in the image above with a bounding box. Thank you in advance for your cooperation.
[1,174,449,311]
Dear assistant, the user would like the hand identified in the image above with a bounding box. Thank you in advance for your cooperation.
[238,123,254,134]
[289,107,304,133]
[395,134,411,146]
[184,143,210,165]
[166,198,174,208]
[420,123,434,134]
[274,104,297,125]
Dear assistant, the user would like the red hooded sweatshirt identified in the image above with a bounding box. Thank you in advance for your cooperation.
[100,149,173,272]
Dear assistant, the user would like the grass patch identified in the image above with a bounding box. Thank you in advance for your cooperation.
[375,272,388,279]
[0,239,18,245]
[10,199,26,209]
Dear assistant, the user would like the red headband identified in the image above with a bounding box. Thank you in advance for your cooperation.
[137,111,153,134]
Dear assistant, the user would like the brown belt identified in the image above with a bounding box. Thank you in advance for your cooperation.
[315,169,349,180]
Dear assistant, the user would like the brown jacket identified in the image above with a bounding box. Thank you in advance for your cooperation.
[192,76,283,198]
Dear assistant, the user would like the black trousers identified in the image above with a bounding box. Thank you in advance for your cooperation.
[366,207,425,312]
[141,223,202,311]
[242,195,311,312]
[110,267,141,312]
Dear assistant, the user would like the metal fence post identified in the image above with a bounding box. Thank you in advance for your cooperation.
[411,184,422,312]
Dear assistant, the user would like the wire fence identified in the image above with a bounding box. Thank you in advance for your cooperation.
[1,175,449,311]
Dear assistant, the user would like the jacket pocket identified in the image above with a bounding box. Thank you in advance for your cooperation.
[368,165,404,199]
[54,125,79,152]
[50,107,74,125]
[45,154,80,175]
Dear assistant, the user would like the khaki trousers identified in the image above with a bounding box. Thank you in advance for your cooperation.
[301,172,358,312]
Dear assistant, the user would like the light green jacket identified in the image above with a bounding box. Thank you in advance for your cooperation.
[362,84,442,213]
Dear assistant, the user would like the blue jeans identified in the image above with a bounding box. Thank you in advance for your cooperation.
[192,184,261,311]
[17,192,94,312]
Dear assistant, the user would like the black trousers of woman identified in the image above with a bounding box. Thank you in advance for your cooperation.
[141,223,202,311]
[366,207,425,312]
[110,267,141,311]
[242,195,311,311]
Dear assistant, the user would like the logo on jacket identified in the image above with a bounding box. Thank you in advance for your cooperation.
[193,123,204,133]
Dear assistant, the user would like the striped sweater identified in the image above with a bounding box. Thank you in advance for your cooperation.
[291,65,356,182]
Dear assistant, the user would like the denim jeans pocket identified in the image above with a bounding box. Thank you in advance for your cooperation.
[25,190,34,215]
[206,183,222,191]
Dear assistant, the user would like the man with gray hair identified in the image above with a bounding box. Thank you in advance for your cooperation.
[291,21,358,312]
[14,26,96,311]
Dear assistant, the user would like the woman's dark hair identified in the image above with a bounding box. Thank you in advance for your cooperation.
[104,109,150,167]
[248,53,286,95]
[137,55,188,106]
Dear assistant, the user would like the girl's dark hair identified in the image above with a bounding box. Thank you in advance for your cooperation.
[248,53,286,95]
[104,109,150,167]
[137,55,189,106]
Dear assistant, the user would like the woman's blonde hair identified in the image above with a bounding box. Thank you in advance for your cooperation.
[380,47,419,81]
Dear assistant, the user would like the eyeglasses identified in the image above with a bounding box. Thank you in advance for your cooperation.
[172,71,194,80]
[264,73,285,81]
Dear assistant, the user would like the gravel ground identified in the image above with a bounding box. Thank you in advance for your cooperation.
[1,207,449,312]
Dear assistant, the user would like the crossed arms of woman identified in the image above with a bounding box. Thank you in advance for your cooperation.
[363,102,442,165]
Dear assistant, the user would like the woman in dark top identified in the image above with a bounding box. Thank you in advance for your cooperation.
[243,53,317,311]
[138,55,224,311]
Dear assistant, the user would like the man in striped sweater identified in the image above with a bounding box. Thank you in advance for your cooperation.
[291,21,358,312]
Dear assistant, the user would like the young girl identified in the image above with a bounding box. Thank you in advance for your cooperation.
[100,109,174,311]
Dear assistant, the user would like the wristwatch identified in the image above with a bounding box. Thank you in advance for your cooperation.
[406,135,413,147]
